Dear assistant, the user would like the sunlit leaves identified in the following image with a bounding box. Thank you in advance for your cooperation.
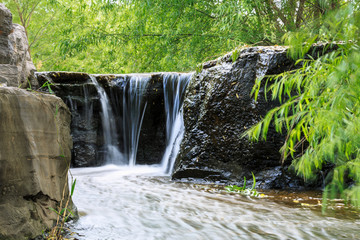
[6,0,344,73]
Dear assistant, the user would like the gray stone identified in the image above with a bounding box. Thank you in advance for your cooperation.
[0,64,18,85]
[0,4,12,36]
[0,4,37,88]
[0,87,75,240]
[0,35,14,64]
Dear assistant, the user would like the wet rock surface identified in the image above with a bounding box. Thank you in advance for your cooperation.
[0,87,74,240]
[172,46,304,188]
[36,72,167,167]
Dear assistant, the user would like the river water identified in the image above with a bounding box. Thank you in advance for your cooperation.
[69,165,360,240]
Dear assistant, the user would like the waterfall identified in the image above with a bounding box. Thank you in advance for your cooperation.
[89,76,124,165]
[40,71,191,169]
[122,75,150,166]
[161,73,192,174]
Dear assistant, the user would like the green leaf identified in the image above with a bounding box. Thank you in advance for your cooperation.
[71,179,77,197]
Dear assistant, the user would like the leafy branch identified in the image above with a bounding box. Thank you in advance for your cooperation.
[244,3,360,207]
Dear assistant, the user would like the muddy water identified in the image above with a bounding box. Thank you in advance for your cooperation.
[70,165,360,240]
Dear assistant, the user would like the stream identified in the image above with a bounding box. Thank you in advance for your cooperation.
[69,165,360,240]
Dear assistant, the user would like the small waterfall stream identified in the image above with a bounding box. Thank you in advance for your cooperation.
[88,73,190,172]
[161,73,192,174]
[89,76,124,165]
[122,75,150,166]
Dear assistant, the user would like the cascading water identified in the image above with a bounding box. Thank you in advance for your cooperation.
[161,73,192,174]
[122,75,150,166]
[89,76,124,165]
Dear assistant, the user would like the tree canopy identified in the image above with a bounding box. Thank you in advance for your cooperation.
[4,0,346,73]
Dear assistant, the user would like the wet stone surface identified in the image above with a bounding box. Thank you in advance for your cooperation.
[173,46,301,188]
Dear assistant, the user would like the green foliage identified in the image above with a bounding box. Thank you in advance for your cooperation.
[195,63,203,74]
[4,0,344,74]
[231,48,240,63]
[39,81,54,94]
[245,3,360,207]
[70,179,76,197]
[226,172,259,197]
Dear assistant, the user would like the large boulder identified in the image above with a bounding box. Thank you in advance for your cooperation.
[0,87,74,240]
[172,44,338,188]
[0,3,36,88]
[172,46,301,188]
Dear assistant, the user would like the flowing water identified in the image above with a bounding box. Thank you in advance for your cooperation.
[69,74,360,239]
[89,73,189,169]
[161,73,192,173]
[90,76,124,165]
[121,75,150,166]
[70,165,360,240]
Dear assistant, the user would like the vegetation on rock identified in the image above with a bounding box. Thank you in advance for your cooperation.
[226,173,260,197]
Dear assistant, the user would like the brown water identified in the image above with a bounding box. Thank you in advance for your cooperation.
[70,165,360,240]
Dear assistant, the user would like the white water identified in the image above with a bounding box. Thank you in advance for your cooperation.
[122,76,150,166]
[70,165,360,240]
[161,73,192,174]
[88,73,190,171]
[89,76,124,165]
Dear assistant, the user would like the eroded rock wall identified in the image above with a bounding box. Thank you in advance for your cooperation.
[0,87,74,240]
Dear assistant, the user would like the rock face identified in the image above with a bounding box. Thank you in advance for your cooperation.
[0,87,74,240]
[35,72,167,167]
[36,72,103,167]
[0,5,74,239]
[172,46,302,188]
[0,3,37,88]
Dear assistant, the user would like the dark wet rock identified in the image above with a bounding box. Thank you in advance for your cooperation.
[172,46,302,188]
[131,74,167,165]
[36,72,107,167]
